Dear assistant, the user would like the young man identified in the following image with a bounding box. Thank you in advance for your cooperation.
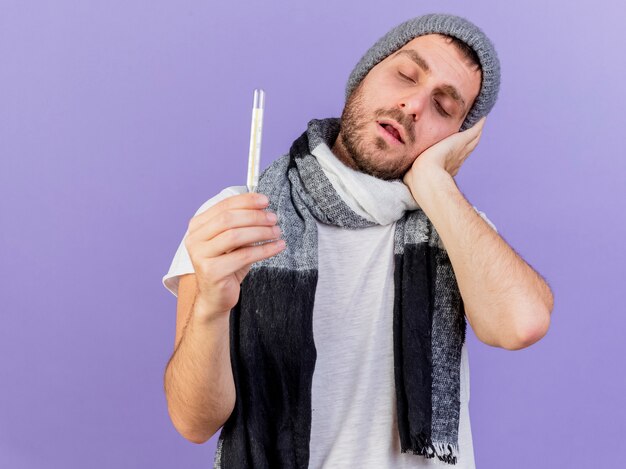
[162,13,553,469]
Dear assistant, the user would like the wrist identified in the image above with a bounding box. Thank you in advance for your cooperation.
[192,294,231,327]
[406,163,453,209]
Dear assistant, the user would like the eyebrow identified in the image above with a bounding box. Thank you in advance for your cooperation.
[393,49,467,115]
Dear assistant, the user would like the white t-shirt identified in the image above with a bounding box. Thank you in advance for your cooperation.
[163,184,497,469]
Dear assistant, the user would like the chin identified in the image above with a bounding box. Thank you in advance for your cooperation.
[354,157,408,181]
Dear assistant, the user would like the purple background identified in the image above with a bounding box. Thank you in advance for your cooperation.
[2,1,625,468]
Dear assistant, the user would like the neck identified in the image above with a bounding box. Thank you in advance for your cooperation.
[330,131,359,171]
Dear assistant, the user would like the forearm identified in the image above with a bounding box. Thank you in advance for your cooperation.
[164,297,236,443]
[410,167,553,350]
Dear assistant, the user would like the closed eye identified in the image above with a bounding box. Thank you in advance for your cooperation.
[435,100,451,118]
[397,71,416,84]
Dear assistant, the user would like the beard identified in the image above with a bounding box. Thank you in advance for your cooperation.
[337,85,417,180]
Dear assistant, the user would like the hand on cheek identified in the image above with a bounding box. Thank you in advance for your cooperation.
[403,117,486,191]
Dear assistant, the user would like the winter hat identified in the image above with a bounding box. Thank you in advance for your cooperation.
[345,13,501,131]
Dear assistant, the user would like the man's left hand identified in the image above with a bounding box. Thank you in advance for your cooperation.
[403,117,486,202]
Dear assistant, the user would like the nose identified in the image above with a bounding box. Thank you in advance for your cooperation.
[398,89,428,121]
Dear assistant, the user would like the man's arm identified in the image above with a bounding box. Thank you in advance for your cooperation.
[163,192,284,443]
[403,119,553,350]
[164,273,236,444]
[407,165,553,350]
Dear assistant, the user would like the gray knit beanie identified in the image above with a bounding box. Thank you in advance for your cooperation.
[345,13,501,131]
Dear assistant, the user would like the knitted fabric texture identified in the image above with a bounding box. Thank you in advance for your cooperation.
[213,118,467,468]
[345,13,501,131]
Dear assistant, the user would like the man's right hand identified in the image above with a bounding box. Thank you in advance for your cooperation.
[184,192,285,321]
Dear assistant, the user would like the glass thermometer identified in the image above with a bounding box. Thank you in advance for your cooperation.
[247,89,265,192]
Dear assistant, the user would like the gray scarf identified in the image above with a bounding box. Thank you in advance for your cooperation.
[214,118,467,467]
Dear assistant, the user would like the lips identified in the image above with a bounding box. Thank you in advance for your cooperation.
[378,121,404,144]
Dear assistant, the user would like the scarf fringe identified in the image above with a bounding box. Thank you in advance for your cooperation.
[401,432,460,465]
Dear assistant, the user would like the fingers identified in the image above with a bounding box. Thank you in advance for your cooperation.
[464,117,485,140]
[203,225,283,257]
[447,118,486,176]
[194,208,278,243]
[468,116,487,133]
[189,192,270,234]
[459,117,485,153]
[185,190,287,275]
[206,239,287,278]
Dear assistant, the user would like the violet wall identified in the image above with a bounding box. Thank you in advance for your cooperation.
[1,1,624,467]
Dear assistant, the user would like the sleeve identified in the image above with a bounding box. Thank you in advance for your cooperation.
[472,205,498,233]
[161,186,248,298]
